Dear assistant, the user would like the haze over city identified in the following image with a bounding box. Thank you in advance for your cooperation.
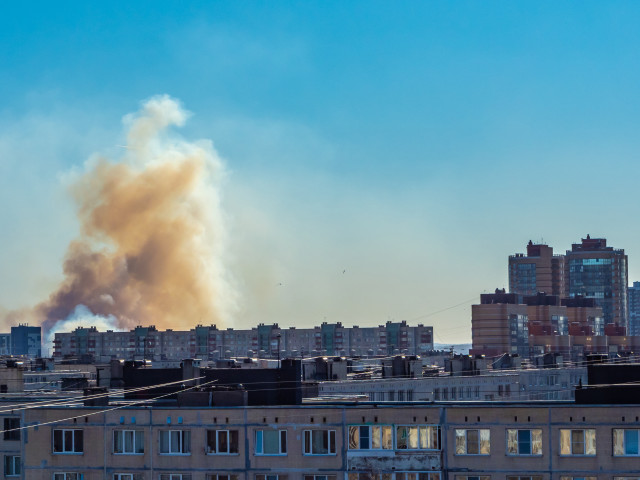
[3,2,640,344]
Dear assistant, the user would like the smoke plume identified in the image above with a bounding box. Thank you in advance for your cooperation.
[8,95,235,336]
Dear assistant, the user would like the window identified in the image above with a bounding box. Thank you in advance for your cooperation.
[113,430,144,454]
[3,419,19,441]
[455,429,490,455]
[506,429,542,455]
[395,473,441,480]
[559,477,596,480]
[396,426,440,450]
[4,455,20,477]
[454,477,490,480]
[255,430,287,455]
[304,476,337,480]
[207,476,238,480]
[114,475,144,480]
[159,475,191,480]
[348,425,392,450]
[207,429,239,454]
[614,429,640,456]
[348,475,393,480]
[303,430,336,455]
[507,477,542,480]
[159,430,191,455]
[255,475,287,480]
[559,429,596,456]
[54,474,83,480]
[53,429,84,453]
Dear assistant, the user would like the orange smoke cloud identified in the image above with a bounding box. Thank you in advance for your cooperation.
[31,95,235,333]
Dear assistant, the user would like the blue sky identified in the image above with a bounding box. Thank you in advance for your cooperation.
[2,2,640,343]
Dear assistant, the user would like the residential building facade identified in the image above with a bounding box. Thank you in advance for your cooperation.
[53,322,434,361]
[15,401,640,480]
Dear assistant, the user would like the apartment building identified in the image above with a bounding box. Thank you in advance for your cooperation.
[15,401,640,480]
[318,367,586,402]
[565,236,628,328]
[53,322,434,361]
[509,242,565,297]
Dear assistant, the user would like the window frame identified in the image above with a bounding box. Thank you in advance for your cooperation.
[206,429,239,455]
[3,418,20,441]
[506,429,543,456]
[559,429,596,456]
[207,475,239,480]
[255,475,288,480]
[53,473,83,480]
[53,429,84,454]
[303,429,337,456]
[114,474,144,480]
[158,430,191,455]
[254,430,287,456]
[159,475,191,480]
[454,429,490,456]
[113,430,144,455]
[614,429,640,456]
[348,425,393,450]
[395,425,440,451]
[4,455,20,477]
[394,472,442,480]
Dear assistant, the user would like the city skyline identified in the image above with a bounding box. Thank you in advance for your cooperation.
[3,3,640,343]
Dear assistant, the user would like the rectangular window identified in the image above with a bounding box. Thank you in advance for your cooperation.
[303,430,336,455]
[159,475,191,480]
[255,475,288,480]
[614,429,640,456]
[506,477,542,480]
[559,429,596,456]
[54,474,83,480]
[114,475,144,480]
[159,430,191,455]
[454,477,490,480]
[347,474,393,480]
[207,476,239,480]
[113,430,144,454]
[304,476,337,480]
[348,426,393,450]
[396,426,440,450]
[506,429,542,455]
[3,418,20,441]
[255,430,287,455]
[455,429,490,455]
[53,429,84,454]
[395,473,441,480]
[559,477,596,480]
[4,455,20,477]
[207,429,239,454]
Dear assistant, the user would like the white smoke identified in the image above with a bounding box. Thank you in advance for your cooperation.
[44,304,121,356]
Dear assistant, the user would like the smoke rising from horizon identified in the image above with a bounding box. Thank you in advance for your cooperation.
[4,95,235,336]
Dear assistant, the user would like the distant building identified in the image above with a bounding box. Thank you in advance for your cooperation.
[10,325,41,358]
[53,321,434,360]
[471,290,608,360]
[565,235,628,328]
[0,334,10,356]
[629,281,640,336]
[471,289,529,358]
[509,241,565,296]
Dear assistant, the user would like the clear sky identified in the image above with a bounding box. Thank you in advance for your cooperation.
[2,1,640,343]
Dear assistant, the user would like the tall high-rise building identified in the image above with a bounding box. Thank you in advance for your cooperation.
[508,241,565,296]
[10,324,41,357]
[565,235,628,328]
[628,281,640,336]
